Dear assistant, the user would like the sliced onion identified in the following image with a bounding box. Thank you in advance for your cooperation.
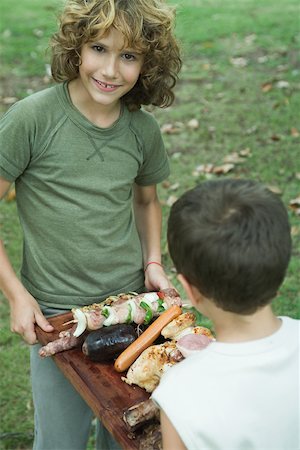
[103,307,118,326]
[143,292,159,303]
[72,309,87,337]
[127,299,136,321]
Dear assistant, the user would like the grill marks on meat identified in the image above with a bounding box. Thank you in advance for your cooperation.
[122,341,183,393]
[161,311,196,339]
[120,312,214,392]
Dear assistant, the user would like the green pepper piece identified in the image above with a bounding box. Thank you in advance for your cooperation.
[157,298,166,313]
[102,307,110,318]
[126,303,132,324]
[140,301,153,325]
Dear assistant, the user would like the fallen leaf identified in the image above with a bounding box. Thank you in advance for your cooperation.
[2,96,18,105]
[161,122,184,134]
[193,164,214,176]
[289,197,300,216]
[291,226,299,236]
[245,125,258,135]
[266,185,282,195]
[239,148,251,157]
[276,80,289,89]
[244,34,256,44]
[223,152,245,164]
[187,118,199,130]
[289,196,300,207]
[171,152,182,160]
[230,57,248,67]
[169,182,180,191]
[291,128,299,137]
[212,163,235,175]
[161,180,170,189]
[257,55,269,63]
[270,134,281,141]
[261,82,273,92]
[166,195,178,207]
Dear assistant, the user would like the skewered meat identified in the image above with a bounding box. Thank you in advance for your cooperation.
[73,288,182,337]
[38,288,182,358]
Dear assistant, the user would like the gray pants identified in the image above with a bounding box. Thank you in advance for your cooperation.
[30,308,122,450]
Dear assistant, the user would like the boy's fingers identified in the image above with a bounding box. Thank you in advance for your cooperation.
[35,313,54,333]
[23,326,38,345]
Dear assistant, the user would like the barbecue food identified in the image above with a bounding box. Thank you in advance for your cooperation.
[122,341,183,392]
[73,288,182,337]
[38,288,182,358]
[161,311,196,339]
[138,423,162,450]
[121,315,214,392]
[123,398,160,431]
[114,305,182,373]
[39,326,85,358]
[82,324,137,362]
[176,333,212,358]
[161,311,214,341]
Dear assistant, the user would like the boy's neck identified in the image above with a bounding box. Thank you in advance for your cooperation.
[68,79,121,128]
[210,304,282,343]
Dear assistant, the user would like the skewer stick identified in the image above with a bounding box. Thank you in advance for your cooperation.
[62,319,78,326]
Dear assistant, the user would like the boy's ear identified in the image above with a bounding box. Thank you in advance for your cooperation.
[177,273,201,306]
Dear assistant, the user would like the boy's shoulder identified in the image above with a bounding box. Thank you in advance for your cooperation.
[1,85,62,125]
[10,84,60,115]
[130,107,161,131]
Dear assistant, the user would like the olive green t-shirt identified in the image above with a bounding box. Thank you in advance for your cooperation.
[0,82,170,308]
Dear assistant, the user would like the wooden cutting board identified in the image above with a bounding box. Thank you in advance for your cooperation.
[36,312,150,450]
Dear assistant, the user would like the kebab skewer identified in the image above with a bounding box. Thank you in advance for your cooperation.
[39,288,182,358]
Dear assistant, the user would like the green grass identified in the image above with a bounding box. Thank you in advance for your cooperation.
[1,0,300,448]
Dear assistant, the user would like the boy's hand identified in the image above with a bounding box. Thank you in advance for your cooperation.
[10,291,54,345]
[144,263,173,292]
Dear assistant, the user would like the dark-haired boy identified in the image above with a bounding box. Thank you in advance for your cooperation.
[152,178,299,450]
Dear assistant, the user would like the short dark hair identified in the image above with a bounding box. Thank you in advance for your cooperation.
[167,178,292,314]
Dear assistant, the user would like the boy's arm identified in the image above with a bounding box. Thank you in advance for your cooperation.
[133,183,172,291]
[0,177,53,344]
[160,410,187,450]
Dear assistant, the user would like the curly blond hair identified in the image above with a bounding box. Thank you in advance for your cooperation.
[51,0,182,110]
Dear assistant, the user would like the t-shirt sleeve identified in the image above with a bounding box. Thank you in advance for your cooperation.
[134,112,170,186]
[0,101,33,182]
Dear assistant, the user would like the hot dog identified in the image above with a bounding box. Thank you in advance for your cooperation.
[114,305,182,373]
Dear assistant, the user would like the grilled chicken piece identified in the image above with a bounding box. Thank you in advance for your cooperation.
[161,312,196,339]
[161,311,214,341]
[122,341,183,393]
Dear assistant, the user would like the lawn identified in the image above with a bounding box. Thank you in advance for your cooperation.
[0,0,299,448]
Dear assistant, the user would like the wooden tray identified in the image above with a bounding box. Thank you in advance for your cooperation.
[36,312,150,450]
